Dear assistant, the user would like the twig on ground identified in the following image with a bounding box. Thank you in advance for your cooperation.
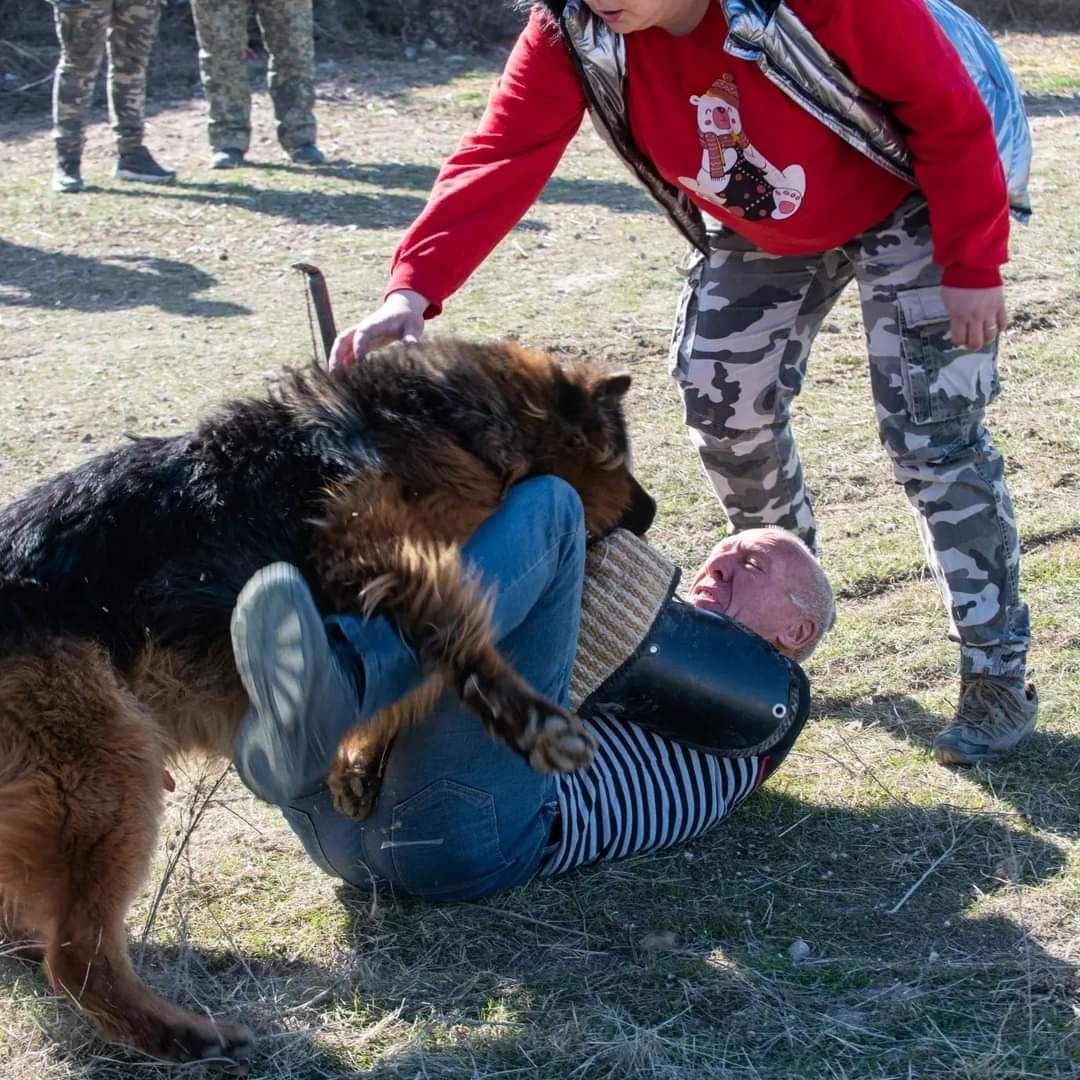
[137,764,232,967]
[468,903,590,938]
[777,812,814,839]
[887,836,959,915]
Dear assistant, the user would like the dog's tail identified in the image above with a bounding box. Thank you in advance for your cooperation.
[0,777,69,919]
[0,638,166,929]
[0,651,78,924]
[0,715,77,941]
[0,576,52,646]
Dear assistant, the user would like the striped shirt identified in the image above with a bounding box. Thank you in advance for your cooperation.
[539,711,766,877]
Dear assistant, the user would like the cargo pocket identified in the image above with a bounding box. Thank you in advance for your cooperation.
[388,780,511,898]
[669,248,705,384]
[897,286,1000,426]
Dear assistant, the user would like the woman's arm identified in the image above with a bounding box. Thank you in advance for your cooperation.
[331,11,587,367]
[793,0,1010,290]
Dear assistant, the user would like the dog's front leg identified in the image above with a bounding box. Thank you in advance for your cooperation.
[315,478,595,778]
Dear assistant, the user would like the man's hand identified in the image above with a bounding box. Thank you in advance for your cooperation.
[329,289,429,370]
[941,285,1008,351]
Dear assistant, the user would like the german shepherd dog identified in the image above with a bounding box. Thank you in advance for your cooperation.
[0,337,654,1070]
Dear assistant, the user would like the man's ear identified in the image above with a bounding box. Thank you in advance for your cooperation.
[776,617,815,658]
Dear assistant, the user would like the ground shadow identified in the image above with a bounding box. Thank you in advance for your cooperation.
[317,785,1076,1075]
[540,174,655,213]
[812,690,1080,840]
[0,943,356,1077]
[103,162,651,233]
[107,177,431,231]
[241,158,655,215]
[1023,92,1080,117]
[0,238,250,317]
[0,782,1072,1075]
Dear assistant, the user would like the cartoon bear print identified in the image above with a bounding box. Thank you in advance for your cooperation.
[677,73,806,222]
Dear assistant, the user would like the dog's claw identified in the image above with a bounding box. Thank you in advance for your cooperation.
[528,714,596,773]
[462,671,594,774]
[329,757,382,820]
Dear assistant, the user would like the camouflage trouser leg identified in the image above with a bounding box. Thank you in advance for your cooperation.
[852,195,1028,678]
[103,0,163,153]
[52,0,112,161]
[190,0,252,152]
[254,0,317,152]
[670,193,1029,676]
[669,226,854,553]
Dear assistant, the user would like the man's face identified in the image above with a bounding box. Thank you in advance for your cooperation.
[687,530,817,657]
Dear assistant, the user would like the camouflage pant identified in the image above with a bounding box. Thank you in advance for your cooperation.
[669,194,1029,678]
[50,0,163,160]
[190,0,316,153]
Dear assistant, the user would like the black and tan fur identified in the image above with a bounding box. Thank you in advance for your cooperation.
[0,337,653,1069]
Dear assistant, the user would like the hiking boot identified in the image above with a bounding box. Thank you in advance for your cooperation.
[290,143,326,165]
[211,148,245,170]
[932,676,1038,766]
[230,563,362,803]
[114,146,176,184]
[53,159,84,193]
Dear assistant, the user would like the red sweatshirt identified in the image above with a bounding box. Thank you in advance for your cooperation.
[388,0,1009,315]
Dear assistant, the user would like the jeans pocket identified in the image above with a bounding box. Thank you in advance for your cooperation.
[897,286,1000,426]
[388,780,511,898]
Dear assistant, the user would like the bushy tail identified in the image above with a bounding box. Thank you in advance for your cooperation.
[0,576,51,645]
[0,774,70,935]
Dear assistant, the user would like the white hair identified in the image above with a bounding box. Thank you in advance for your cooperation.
[760,527,836,663]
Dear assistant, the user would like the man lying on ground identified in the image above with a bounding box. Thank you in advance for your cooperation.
[230,476,834,900]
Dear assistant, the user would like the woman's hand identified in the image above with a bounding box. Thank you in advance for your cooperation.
[941,285,1008,351]
[329,289,429,370]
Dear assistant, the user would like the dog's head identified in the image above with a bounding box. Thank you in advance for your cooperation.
[533,358,656,539]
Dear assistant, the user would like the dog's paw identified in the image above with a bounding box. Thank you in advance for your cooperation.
[462,672,595,774]
[527,711,596,774]
[328,758,381,821]
[149,1016,254,1074]
[197,1021,254,1076]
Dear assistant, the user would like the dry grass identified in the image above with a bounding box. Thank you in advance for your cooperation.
[0,31,1078,1080]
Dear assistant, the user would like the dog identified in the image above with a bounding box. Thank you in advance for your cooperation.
[0,336,654,1070]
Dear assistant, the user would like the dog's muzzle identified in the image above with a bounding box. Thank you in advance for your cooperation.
[617,475,657,537]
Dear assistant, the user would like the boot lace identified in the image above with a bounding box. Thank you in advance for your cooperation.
[954,677,1030,738]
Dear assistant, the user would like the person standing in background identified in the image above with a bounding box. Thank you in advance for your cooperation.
[49,0,176,193]
[190,0,325,169]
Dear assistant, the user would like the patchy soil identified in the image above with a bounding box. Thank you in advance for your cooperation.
[0,33,1078,1080]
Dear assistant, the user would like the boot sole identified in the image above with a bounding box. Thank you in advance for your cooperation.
[932,714,1037,766]
[231,563,359,738]
[114,170,176,184]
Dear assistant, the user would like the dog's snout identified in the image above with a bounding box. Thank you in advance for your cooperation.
[618,475,656,537]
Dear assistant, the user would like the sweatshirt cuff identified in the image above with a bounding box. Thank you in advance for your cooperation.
[942,265,1003,289]
[385,267,444,319]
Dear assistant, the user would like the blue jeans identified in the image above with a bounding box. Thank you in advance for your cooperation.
[247,476,585,901]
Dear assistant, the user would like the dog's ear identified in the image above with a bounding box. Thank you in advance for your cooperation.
[552,365,589,424]
[593,372,632,402]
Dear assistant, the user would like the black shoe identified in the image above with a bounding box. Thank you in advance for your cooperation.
[114,146,176,184]
[290,144,326,165]
[211,148,245,170]
[53,159,84,194]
